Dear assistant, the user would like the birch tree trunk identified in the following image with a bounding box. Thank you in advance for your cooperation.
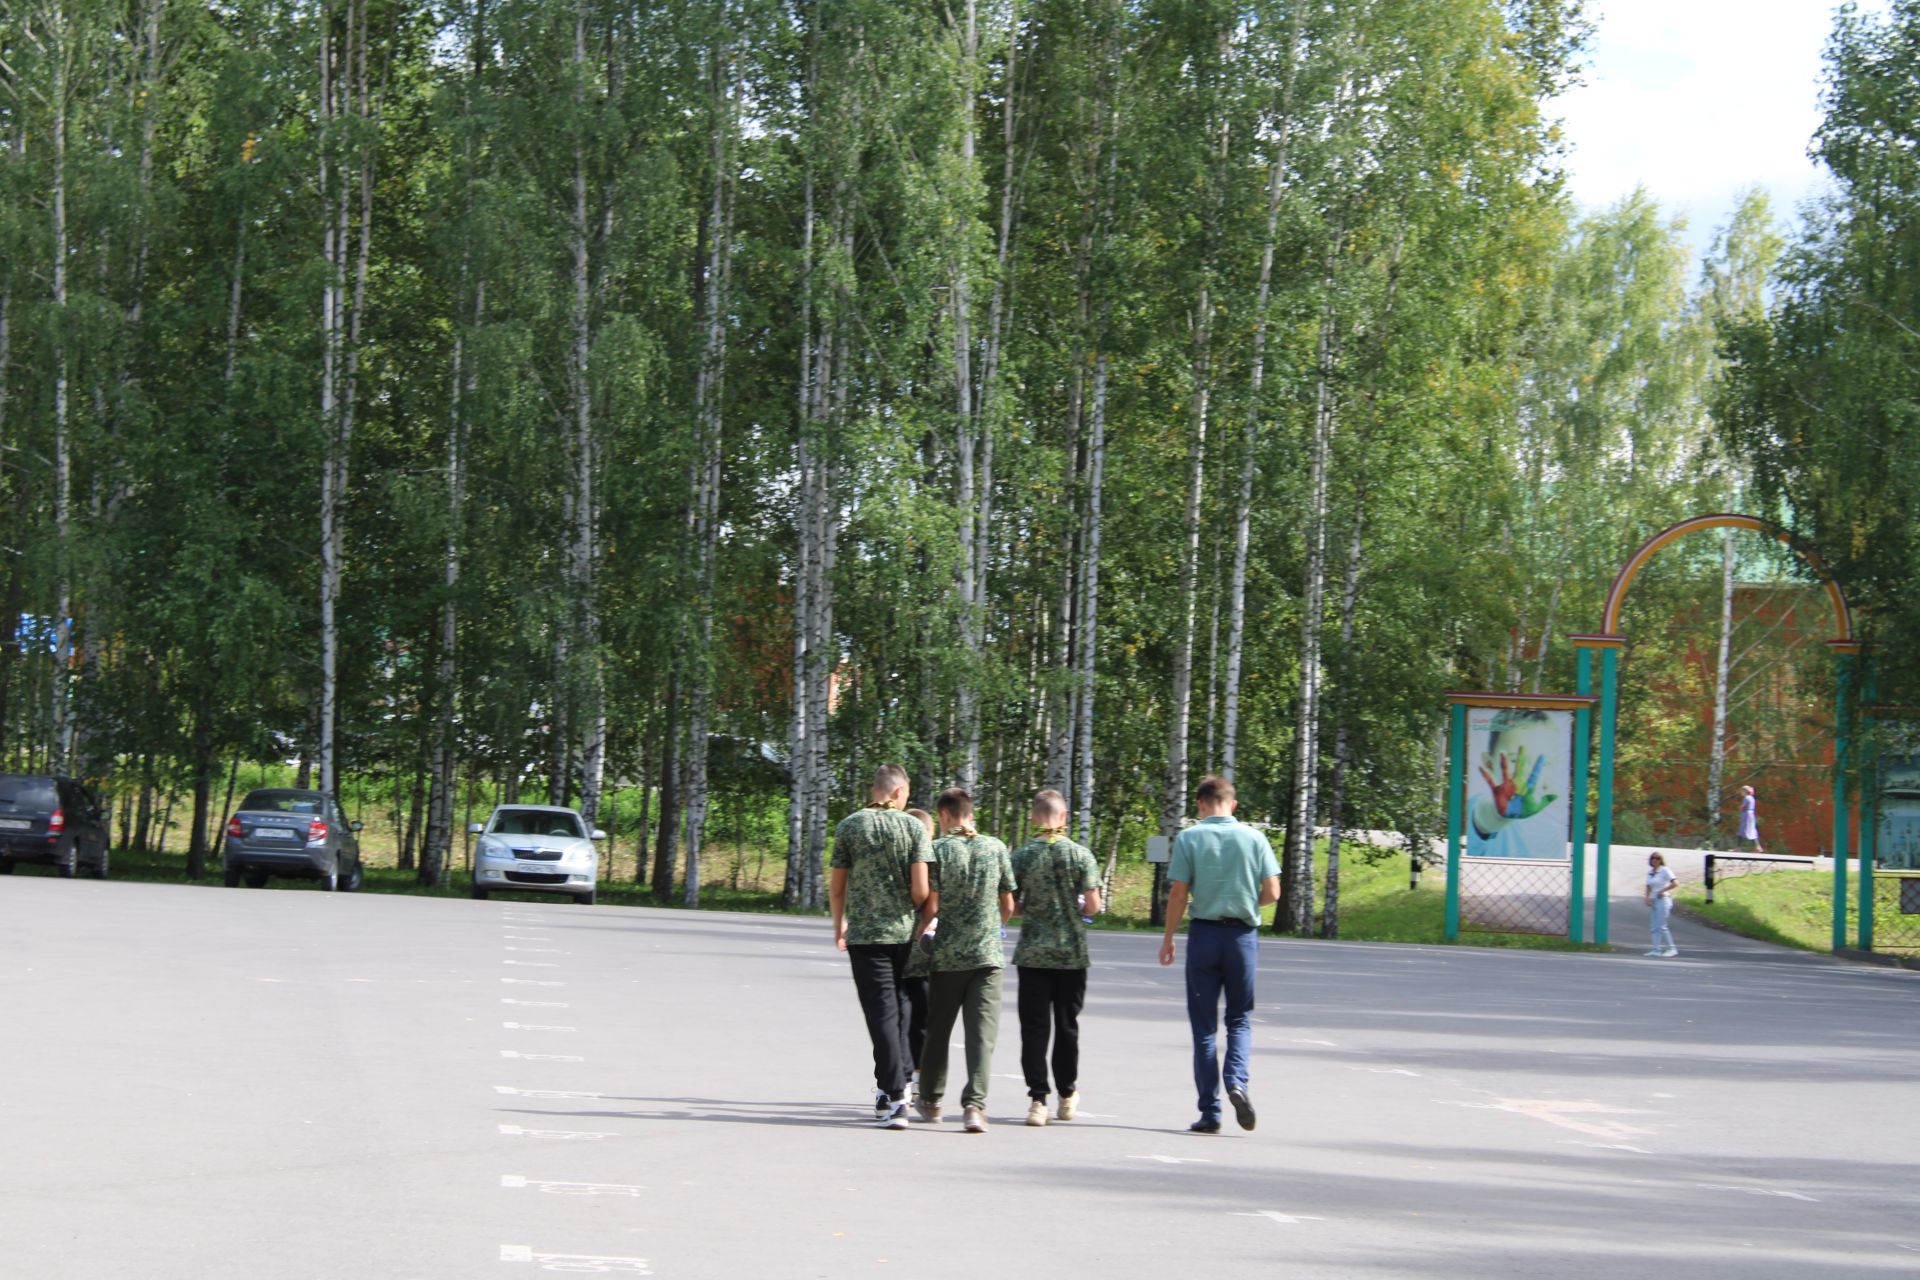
[1280,288,1340,934]
[683,27,734,909]
[1320,513,1363,938]
[49,0,74,771]
[1705,528,1735,840]
[566,0,606,827]
[1223,77,1295,779]
[1073,352,1107,848]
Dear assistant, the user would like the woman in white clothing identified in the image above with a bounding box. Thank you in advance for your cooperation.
[1645,852,1678,957]
[1737,785,1764,853]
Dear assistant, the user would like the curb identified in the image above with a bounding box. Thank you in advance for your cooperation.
[1833,947,1920,972]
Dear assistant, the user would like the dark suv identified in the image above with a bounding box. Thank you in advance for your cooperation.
[0,774,112,878]
[222,788,364,891]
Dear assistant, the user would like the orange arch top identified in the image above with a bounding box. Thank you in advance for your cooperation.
[1600,513,1854,642]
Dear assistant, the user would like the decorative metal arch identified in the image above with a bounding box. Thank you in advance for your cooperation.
[1598,512,1854,643]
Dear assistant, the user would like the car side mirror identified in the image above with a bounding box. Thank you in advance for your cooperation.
[467,823,484,835]
[591,829,607,842]
[350,821,364,832]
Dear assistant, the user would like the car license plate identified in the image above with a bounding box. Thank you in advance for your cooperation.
[0,818,30,830]
[253,827,295,840]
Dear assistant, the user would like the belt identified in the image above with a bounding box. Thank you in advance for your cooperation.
[1192,917,1251,926]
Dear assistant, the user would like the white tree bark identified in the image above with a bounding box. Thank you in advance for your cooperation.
[683,27,734,909]
[1705,528,1735,840]
[1073,352,1107,848]
[1320,513,1363,938]
[49,0,73,770]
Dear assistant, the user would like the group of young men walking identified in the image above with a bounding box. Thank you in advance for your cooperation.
[829,765,1280,1136]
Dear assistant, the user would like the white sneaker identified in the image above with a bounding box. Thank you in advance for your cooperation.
[878,1099,909,1130]
[1057,1092,1079,1122]
[963,1107,988,1133]
[913,1097,943,1124]
[872,1088,892,1120]
[1644,949,1662,956]
[1026,1098,1049,1127]
[1661,948,1680,957]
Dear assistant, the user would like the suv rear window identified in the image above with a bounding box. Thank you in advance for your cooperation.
[0,776,58,809]
[240,789,324,815]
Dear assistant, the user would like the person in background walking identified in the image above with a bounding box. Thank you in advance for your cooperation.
[903,807,938,1084]
[1158,776,1279,1134]
[1737,785,1765,853]
[830,764,933,1130]
[1009,788,1102,1127]
[1645,852,1679,957]
[912,788,1015,1134]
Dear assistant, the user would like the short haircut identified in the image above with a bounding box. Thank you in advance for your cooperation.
[1031,788,1067,818]
[872,763,910,795]
[1195,775,1235,806]
[935,787,974,820]
[906,807,936,836]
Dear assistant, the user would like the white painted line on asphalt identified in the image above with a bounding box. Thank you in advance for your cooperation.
[501,978,565,986]
[1128,1155,1211,1165]
[503,1021,576,1031]
[493,1085,603,1099]
[1695,1183,1818,1202]
[1364,1067,1421,1077]
[498,1124,618,1141]
[501,1174,646,1196]
[500,1049,584,1062]
[504,959,559,967]
[501,998,570,1007]
[506,947,563,953]
[1292,1038,1337,1046]
[1560,1140,1653,1154]
[1232,1210,1326,1225]
[500,1244,651,1273]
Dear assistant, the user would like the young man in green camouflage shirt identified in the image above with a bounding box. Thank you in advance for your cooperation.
[830,764,934,1130]
[1009,788,1103,1127]
[911,788,1016,1134]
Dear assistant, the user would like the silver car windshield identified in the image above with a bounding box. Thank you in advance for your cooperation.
[492,809,584,838]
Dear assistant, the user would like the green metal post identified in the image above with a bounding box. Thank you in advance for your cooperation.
[1831,655,1852,953]
[1860,709,1877,952]
[1571,648,1593,943]
[1445,702,1465,943]
[1594,646,1619,946]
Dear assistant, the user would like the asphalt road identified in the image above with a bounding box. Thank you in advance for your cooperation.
[4,876,1918,1279]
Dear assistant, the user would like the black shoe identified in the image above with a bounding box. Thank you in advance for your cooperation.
[1188,1117,1222,1134]
[1226,1086,1256,1131]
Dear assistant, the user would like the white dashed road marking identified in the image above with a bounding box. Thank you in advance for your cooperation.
[501,1174,647,1197]
[493,1085,603,1100]
[503,1022,577,1032]
[499,1244,652,1273]
[1233,1210,1326,1225]
[498,1124,618,1141]
[500,1049,584,1062]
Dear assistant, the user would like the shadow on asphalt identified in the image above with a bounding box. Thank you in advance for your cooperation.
[499,1097,1184,1135]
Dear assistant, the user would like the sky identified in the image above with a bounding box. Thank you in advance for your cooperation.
[1551,0,1881,263]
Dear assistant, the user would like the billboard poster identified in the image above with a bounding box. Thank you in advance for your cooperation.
[1465,707,1574,859]
[1879,748,1920,871]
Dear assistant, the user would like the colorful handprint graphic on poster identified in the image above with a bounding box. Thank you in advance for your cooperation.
[1466,708,1571,858]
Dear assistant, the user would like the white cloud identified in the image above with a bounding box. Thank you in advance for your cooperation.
[1549,0,1878,256]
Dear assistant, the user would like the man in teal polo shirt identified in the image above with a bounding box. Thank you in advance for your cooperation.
[1158,775,1280,1133]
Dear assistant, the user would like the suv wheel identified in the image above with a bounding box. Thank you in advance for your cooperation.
[55,839,77,879]
[0,859,13,875]
[321,864,338,892]
[471,886,489,900]
[244,870,269,888]
[341,861,363,892]
[223,867,241,888]
[575,888,596,906]
[93,847,110,880]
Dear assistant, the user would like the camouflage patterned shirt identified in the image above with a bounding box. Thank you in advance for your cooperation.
[831,806,934,946]
[1011,837,1101,969]
[927,833,1015,972]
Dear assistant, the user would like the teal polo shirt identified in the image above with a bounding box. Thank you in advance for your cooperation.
[1168,815,1280,927]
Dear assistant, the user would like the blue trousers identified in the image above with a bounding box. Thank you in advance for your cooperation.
[1185,919,1258,1122]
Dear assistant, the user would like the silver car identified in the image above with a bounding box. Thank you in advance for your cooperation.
[469,805,603,905]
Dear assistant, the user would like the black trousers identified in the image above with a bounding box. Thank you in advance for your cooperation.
[903,974,930,1071]
[847,942,914,1099]
[1017,965,1088,1100]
